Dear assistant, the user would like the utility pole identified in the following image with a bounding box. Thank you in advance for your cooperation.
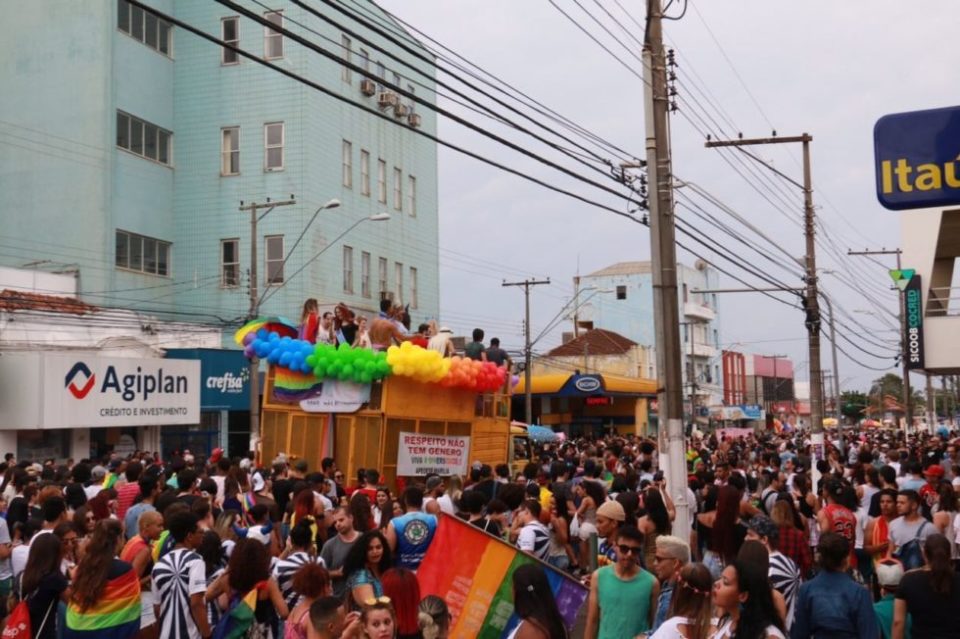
[639,0,690,541]
[239,196,296,456]
[572,275,581,338]
[503,278,550,425]
[847,248,912,429]
[679,321,698,425]
[705,134,825,466]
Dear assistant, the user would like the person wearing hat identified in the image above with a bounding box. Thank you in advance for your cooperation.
[873,559,911,639]
[427,326,455,357]
[595,499,626,568]
[746,514,801,628]
[919,464,943,519]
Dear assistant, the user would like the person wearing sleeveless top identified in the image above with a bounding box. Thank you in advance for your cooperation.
[384,487,437,572]
[585,526,659,639]
[818,480,859,569]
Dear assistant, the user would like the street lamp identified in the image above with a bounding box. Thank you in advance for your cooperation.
[259,213,391,307]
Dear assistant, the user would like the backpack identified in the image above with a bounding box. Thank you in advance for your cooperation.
[3,578,54,639]
[893,521,928,570]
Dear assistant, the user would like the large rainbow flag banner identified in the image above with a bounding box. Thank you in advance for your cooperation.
[417,515,587,638]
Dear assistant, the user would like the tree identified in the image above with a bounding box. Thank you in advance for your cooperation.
[840,390,868,419]
[867,373,925,414]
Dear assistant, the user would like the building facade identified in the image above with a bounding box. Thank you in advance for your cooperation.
[0,0,439,328]
[578,259,724,415]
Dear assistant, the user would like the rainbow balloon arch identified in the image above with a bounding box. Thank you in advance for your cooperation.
[235,318,511,400]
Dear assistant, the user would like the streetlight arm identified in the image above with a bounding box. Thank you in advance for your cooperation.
[531,288,610,347]
[259,215,385,308]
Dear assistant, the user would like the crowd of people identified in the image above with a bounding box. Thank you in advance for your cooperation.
[297,298,511,367]
[0,423,958,639]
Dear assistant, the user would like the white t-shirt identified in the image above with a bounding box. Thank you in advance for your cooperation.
[650,616,693,638]
[437,494,456,516]
[153,548,208,639]
[0,518,12,580]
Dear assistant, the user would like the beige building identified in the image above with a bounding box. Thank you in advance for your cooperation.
[532,329,656,379]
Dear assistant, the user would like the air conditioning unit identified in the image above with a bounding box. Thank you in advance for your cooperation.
[407,113,422,128]
[393,103,408,118]
[377,91,398,109]
[360,78,377,96]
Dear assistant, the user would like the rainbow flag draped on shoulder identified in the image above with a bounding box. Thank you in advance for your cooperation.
[417,515,587,638]
[64,568,140,639]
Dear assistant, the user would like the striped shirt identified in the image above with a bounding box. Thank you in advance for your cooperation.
[153,548,207,639]
[273,551,325,608]
[768,550,801,628]
[517,521,552,561]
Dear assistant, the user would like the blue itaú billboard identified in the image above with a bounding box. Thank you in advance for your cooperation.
[874,105,960,210]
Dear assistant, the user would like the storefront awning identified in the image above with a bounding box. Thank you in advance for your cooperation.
[515,373,656,397]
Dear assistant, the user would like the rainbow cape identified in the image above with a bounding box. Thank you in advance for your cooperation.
[102,473,118,490]
[212,586,262,639]
[64,567,140,639]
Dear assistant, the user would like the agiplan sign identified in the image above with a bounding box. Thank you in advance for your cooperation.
[52,354,199,427]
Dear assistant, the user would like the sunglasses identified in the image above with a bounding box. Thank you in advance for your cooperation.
[363,596,391,606]
[618,544,642,556]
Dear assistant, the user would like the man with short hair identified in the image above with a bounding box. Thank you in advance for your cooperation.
[464,328,487,361]
[115,461,143,519]
[121,510,164,636]
[307,596,360,639]
[747,514,801,627]
[485,337,510,368]
[585,525,659,639]
[650,535,690,632]
[152,512,210,639]
[320,508,360,598]
[422,475,445,516]
[385,486,438,570]
[512,500,551,561]
[889,490,934,568]
[126,475,161,539]
[760,470,784,515]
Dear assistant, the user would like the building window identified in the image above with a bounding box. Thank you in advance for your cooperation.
[377,159,387,203]
[342,140,352,188]
[616,285,627,300]
[394,262,403,304]
[341,34,352,84]
[393,167,402,211]
[378,257,388,296]
[118,0,171,56]
[361,251,371,298]
[410,267,418,309]
[376,60,385,89]
[682,283,688,302]
[221,127,239,175]
[265,235,284,284]
[115,230,170,276]
[116,111,172,166]
[360,48,370,72]
[221,17,239,64]
[221,239,239,287]
[264,122,283,171]
[407,84,416,113]
[264,11,283,60]
[713,328,719,346]
[360,150,370,196]
[407,175,416,217]
[392,71,401,91]
[342,246,354,294]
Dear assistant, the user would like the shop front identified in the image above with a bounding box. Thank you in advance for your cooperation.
[165,348,250,458]
[513,373,657,436]
[0,352,199,461]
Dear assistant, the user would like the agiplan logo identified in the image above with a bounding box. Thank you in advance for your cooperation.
[65,362,96,399]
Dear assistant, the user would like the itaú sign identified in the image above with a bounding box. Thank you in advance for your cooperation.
[874,106,960,210]
[0,353,200,429]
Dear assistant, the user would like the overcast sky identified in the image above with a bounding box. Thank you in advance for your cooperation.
[375,0,958,395]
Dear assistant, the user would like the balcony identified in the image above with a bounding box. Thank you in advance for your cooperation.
[688,342,717,359]
[684,302,716,321]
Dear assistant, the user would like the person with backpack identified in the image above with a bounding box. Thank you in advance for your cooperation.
[889,490,935,570]
[9,533,66,639]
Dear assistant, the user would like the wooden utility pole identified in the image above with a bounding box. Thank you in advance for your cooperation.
[239,196,296,455]
[705,135,825,462]
[502,278,550,425]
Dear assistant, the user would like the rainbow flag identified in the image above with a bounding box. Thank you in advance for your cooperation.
[272,367,323,402]
[417,516,587,638]
[234,316,298,345]
[64,567,140,639]
[102,472,118,490]
[212,586,260,639]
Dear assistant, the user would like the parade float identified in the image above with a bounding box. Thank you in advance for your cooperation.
[236,319,513,489]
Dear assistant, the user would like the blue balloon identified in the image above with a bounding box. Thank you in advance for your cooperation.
[279,352,293,367]
[256,328,269,339]
[267,350,281,364]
